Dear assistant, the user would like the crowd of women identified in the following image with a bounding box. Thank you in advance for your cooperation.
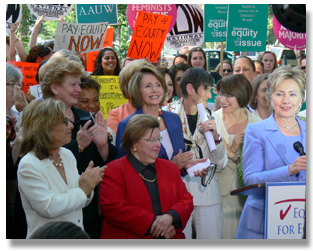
[6,20,306,239]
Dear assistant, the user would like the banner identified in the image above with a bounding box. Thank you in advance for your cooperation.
[86,27,114,73]
[76,4,118,25]
[204,4,228,42]
[92,76,128,118]
[6,4,22,33]
[8,61,39,95]
[226,4,268,51]
[54,22,108,53]
[126,4,177,33]
[273,15,306,50]
[127,11,172,62]
[165,4,204,51]
[27,4,73,21]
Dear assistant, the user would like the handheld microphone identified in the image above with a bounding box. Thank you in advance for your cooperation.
[293,141,306,156]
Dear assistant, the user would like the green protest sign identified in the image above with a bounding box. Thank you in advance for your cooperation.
[204,4,228,42]
[226,4,268,51]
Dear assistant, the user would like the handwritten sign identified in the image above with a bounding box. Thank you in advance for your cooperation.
[76,4,118,25]
[127,11,172,62]
[54,22,108,53]
[29,85,43,99]
[86,27,114,73]
[27,4,73,21]
[273,15,306,50]
[8,61,39,95]
[92,76,128,118]
[6,4,22,33]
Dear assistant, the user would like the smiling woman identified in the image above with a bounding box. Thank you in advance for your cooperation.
[92,47,121,76]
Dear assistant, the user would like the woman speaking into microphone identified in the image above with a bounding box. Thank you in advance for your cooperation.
[236,66,306,239]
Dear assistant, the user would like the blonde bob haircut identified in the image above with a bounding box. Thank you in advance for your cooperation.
[127,66,167,109]
[119,59,155,99]
[20,98,66,160]
[121,114,159,153]
[267,65,306,104]
[39,56,85,98]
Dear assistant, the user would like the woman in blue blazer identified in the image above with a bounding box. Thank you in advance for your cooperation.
[116,64,194,170]
[236,66,306,239]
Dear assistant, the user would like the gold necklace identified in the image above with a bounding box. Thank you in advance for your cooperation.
[49,154,63,167]
[276,121,298,131]
[139,173,156,183]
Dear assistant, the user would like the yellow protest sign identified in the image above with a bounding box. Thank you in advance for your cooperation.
[91,75,128,118]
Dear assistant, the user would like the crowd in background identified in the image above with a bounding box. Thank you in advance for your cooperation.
[6,17,306,239]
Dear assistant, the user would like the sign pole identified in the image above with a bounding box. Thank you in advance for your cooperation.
[220,42,224,76]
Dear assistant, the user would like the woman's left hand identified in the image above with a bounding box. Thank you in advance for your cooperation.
[150,213,173,238]
[92,112,108,149]
[201,120,219,140]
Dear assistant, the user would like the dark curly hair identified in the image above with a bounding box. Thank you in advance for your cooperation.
[92,47,121,75]
[25,45,52,63]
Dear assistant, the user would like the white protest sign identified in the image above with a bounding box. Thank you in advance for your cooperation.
[29,85,43,99]
[54,22,108,53]
[27,4,73,21]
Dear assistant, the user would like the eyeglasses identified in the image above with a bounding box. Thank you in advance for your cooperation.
[301,66,306,70]
[6,82,22,88]
[64,118,70,126]
[201,163,217,187]
[217,92,233,98]
[223,69,232,73]
[142,137,163,144]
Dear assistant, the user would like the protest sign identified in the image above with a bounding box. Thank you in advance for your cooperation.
[29,85,43,99]
[76,4,118,25]
[165,4,204,51]
[92,76,128,118]
[126,4,177,33]
[204,4,228,42]
[127,11,172,62]
[8,61,39,95]
[86,27,114,73]
[54,22,108,53]
[273,15,306,50]
[27,4,73,21]
[226,4,268,51]
[6,4,22,33]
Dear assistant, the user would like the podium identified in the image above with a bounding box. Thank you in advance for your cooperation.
[231,182,306,239]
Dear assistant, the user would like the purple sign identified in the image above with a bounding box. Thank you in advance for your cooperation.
[126,4,177,34]
[273,15,306,50]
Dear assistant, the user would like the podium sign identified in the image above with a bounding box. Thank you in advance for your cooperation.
[265,182,306,239]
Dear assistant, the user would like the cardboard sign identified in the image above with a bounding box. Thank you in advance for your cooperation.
[76,4,118,25]
[92,76,128,118]
[54,22,108,53]
[27,4,73,21]
[126,4,177,33]
[165,4,204,51]
[226,4,268,51]
[8,61,39,95]
[127,11,171,62]
[86,27,114,73]
[265,182,306,239]
[6,4,22,33]
[204,4,228,42]
[273,15,306,50]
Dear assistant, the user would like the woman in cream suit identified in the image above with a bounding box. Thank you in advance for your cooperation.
[18,99,105,238]
[215,74,261,239]
[163,67,228,239]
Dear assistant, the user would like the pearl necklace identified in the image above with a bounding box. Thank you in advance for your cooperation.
[276,121,298,131]
[49,154,63,167]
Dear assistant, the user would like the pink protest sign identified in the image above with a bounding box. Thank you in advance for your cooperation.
[273,15,306,50]
[126,4,177,33]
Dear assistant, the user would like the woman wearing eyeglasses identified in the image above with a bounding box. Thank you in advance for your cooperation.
[163,67,228,239]
[215,60,233,78]
[100,114,193,239]
[17,98,105,238]
[215,74,261,239]
[39,55,117,238]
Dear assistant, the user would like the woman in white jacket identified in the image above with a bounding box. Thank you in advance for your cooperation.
[163,67,228,239]
[17,98,105,238]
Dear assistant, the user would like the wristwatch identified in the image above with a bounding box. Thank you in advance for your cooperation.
[233,154,241,165]
[214,135,223,144]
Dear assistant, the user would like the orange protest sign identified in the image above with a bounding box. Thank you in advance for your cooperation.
[8,61,40,95]
[127,11,172,62]
[86,27,114,73]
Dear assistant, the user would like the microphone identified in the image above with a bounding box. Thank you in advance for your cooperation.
[293,141,306,156]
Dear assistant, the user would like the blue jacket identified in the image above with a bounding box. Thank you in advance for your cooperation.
[116,108,186,160]
[236,114,306,239]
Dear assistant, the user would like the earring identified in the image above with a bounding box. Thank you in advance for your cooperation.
[133,147,137,152]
